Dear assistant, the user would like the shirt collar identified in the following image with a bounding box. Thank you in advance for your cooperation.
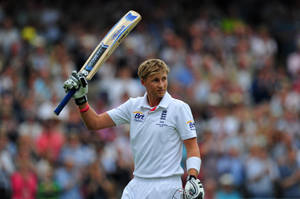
[140,92,172,109]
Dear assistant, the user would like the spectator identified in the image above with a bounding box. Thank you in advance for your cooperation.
[59,132,95,169]
[82,161,115,199]
[250,68,274,104]
[37,164,61,199]
[36,118,64,163]
[102,65,143,107]
[278,147,300,198]
[11,157,37,199]
[287,40,300,79]
[215,173,242,199]
[18,110,42,141]
[216,146,244,189]
[250,26,277,67]
[0,130,14,199]
[54,156,82,199]
[0,17,20,56]
[244,144,279,198]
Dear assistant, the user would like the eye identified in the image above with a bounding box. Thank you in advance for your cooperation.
[152,78,159,82]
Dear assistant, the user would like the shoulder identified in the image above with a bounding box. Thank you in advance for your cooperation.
[128,96,144,103]
[122,96,144,107]
[167,97,194,120]
[112,96,144,113]
[172,98,188,105]
[170,97,191,110]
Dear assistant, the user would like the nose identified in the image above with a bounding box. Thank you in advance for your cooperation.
[158,80,164,88]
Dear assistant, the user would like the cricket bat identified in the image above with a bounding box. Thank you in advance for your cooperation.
[54,10,141,115]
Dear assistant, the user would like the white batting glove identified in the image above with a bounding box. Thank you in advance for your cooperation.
[63,70,88,105]
[185,176,204,199]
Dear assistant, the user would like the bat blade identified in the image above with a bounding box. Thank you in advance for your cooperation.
[54,10,141,115]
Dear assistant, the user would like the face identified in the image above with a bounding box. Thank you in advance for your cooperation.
[142,71,168,99]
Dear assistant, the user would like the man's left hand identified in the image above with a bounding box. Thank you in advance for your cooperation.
[184,175,204,199]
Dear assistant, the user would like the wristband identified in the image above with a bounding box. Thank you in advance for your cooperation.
[186,157,201,173]
[79,104,89,113]
[75,95,87,105]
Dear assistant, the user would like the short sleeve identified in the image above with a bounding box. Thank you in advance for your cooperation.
[175,102,197,140]
[107,99,132,126]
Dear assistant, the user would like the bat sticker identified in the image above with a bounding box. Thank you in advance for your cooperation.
[84,43,108,72]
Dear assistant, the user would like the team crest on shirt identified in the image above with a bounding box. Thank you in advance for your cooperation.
[133,111,145,122]
[160,110,167,120]
[156,110,168,127]
[187,120,196,130]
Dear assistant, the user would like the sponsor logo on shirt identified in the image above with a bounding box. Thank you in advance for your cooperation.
[187,120,196,130]
[133,111,145,122]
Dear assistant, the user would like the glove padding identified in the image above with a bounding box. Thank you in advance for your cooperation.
[63,70,88,99]
[184,176,204,199]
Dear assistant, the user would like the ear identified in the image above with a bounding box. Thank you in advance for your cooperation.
[141,79,145,86]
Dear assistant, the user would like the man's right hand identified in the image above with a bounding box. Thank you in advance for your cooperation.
[63,70,88,105]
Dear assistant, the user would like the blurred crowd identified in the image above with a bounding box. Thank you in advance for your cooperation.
[1,0,300,199]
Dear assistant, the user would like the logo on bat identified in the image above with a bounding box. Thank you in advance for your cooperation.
[84,43,108,72]
[112,25,126,40]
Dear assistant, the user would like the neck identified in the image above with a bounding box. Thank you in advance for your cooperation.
[147,95,162,107]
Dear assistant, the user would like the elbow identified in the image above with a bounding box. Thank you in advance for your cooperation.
[88,126,99,131]
[82,116,101,131]
[82,113,112,131]
[86,126,94,131]
[85,123,98,131]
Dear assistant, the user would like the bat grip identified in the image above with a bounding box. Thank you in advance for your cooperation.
[54,89,76,115]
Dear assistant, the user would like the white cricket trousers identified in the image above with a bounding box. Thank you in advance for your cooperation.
[121,175,183,199]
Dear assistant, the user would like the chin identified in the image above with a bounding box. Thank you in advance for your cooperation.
[158,91,166,97]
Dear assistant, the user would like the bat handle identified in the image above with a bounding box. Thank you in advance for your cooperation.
[54,89,76,115]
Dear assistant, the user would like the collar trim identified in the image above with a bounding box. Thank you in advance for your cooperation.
[139,92,172,109]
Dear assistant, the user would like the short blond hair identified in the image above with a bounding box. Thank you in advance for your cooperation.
[137,59,170,80]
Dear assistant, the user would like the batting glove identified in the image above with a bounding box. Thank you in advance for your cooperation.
[184,175,204,199]
[63,70,88,105]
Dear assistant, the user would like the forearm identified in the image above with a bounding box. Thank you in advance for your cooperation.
[187,150,200,177]
[184,139,205,199]
[78,102,98,130]
[184,138,201,177]
[78,102,115,130]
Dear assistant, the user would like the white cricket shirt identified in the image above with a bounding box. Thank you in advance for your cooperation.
[107,92,197,178]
